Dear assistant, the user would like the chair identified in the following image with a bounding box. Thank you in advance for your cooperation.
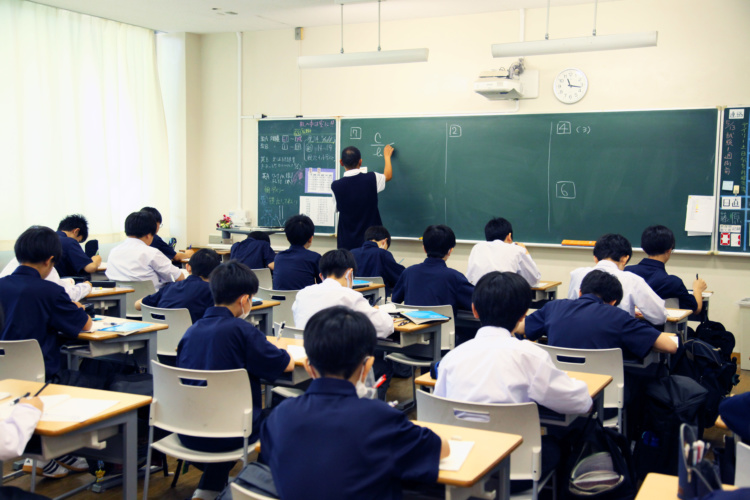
[251,268,273,290]
[356,276,385,304]
[416,391,553,500]
[255,287,299,328]
[736,441,750,487]
[0,339,45,382]
[140,305,193,359]
[142,361,255,500]
[231,482,279,500]
[536,344,625,433]
[116,280,156,319]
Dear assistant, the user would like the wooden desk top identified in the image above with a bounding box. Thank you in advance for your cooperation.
[85,287,134,298]
[635,473,735,499]
[715,415,728,430]
[415,370,612,399]
[0,379,151,437]
[77,316,168,341]
[392,317,447,333]
[188,246,231,256]
[252,300,281,311]
[96,263,107,272]
[414,420,522,487]
[266,337,306,366]
[666,308,692,322]
[354,283,386,293]
[532,281,562,291]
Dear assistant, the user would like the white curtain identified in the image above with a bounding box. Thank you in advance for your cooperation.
[0,0,169,243]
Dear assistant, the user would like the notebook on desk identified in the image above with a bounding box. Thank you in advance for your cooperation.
[352,279,372,289]
[401,310,451,325]
[97,322,149,335]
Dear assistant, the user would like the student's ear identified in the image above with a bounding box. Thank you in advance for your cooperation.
[71,227,81,238]
[339,159,345,167]
[504,234,513,244]
[185,263,193,275]
[422,245,427,254]
[357,159,363,168]
[303,359,319,379]
[471,303,479,320]
[362,356,375,379]
[617,255,630,270]
[319,273,325,282]
[512,311,528,334]
[607,300,617,306]
[578,290,582,298]
[145,234,154,246]
[445,248,453,259]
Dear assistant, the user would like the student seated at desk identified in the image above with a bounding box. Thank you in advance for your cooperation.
[466,217,541,287]
[140,206,195,262]
[625,225,708,314]
[568,233,667,325]
[230,230,276,270]
[272,214,321,291]
[523,270,678,359]
[435,272,591,492]
[391,224,473,316]
[135,248,221,323]
[350,225,405,295]
[54,214,101,278]
[177,261,294,500]
[1,257,91,302]
[261,306,449,500]
[106,211,184,290]
[718,393,750,442]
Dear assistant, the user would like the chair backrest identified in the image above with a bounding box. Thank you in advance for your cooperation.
[736,441,750,487]
[401,304,455,350]
[251,268,273,290]
[0,340,45,382]
[416,390,541,481]
[149,361,253,439]
[665,298,679,309]
[116,280,156,318]
[273,322,304,340]
[231,482,278,500]
[536,344,624,410]
[255,288,299,327]
[140,305,193,357]
[357,276,386,304]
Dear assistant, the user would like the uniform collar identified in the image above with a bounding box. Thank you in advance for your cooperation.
[595,260,620,272]
[12,265,42,279]
[362,241,378,250]
[423,257,447,267]
[475,325,514,339]
[579,293,605,305]
[56,230,71,240]
[203,306,234,318]
[306,377,358,396]
[637,258,665,270]
[126,237,148,247]
[321,278,344,288]
[289,245,307,252]
[184,274,202,283]
[342,169,363,178]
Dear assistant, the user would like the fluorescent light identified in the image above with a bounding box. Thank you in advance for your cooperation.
[492,31,658,57]
[298,48,428,69]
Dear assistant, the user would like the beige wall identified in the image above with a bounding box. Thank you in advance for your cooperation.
[186,0,750,336]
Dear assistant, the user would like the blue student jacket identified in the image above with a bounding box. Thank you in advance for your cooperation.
[351,241,405,291]
[391,257,474,315]
[55,231,93,277]
[0,266,90,376]
[625,258,698,311]
[260,377,442,500]
[150,234,177,261]
[271,245,321,291]
[230,237,276,270]
[141,274,213,323]
[719,392,750,442]
[525,294,661,360]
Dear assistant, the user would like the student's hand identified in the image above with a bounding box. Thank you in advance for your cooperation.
[91,255,102,266]
[693,278,707,293]
[384,144,394,159]
[184,249,195,258]
[274,338,288,350]
[73,301,85,309]
[21,397,43,412]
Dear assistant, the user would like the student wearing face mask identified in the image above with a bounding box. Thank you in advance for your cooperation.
[176,261,294,500]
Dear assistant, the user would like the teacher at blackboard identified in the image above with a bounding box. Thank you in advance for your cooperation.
[331,144,394,250]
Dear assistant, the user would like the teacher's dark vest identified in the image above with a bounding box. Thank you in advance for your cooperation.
[331,172,383,250]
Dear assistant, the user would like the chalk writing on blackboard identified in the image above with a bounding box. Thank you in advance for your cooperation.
[556,122,572,135]
[556,182,577,199]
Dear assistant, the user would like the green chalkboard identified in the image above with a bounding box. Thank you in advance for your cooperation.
[258,119,336,233]
[342,109,718,251]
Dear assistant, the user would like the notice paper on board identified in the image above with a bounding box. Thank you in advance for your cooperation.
[299,196,335,227]
[305,168,334,194]
[684,195,715,236]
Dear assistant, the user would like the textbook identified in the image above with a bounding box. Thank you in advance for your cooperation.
[252,298,264,306]
[352,279,372,289]
[401,310,451,325]
[97,322,148,336]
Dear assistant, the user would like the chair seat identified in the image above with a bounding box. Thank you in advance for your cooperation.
[151,433,256,464]
[385,353,432,368]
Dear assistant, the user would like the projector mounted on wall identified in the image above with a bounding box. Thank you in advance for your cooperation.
[474,58,538,101]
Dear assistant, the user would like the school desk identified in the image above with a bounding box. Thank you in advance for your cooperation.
[377,317,448,362]
[354,282,386,305]
[92,262,108,281]
[265,336,309,385]
[665,308,692,340]
[248,300,280,336]
[0,379,151,500]
[83,287,134,318]
[635,472,735,499]
[531,280,563,302]
[65,316,168,374]
[215,226,285,241]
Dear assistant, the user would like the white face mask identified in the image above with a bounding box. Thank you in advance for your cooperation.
[239,296,251,320]
[355,364,368,398]
[346,269,353,289]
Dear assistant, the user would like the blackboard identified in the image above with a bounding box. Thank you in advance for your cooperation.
[342,109,718,251]
[257,119,336,233]
[717,107,749,253]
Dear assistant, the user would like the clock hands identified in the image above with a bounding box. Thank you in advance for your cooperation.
[566,78,582,88]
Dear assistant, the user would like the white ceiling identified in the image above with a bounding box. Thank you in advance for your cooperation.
[30,0,610,34]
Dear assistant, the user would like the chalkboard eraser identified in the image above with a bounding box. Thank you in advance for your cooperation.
[562,240,596,247]
[296,115,303,118]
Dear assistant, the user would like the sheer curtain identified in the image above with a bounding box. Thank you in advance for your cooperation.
[0,0,169,244]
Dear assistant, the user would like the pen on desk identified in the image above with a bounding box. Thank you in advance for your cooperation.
[374,375,387,388]
[373,296,382,306]
[12,392,31,405]
[33,382,50,398]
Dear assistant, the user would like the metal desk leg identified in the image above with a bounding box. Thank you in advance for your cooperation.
[122,411,138,500]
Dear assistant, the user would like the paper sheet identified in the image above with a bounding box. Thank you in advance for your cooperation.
[299,196,334,227]
[305,168,335,194]
[439,440,475,471]
[41,398,119,423]
[286,345,307,361]
[685,195,715,235]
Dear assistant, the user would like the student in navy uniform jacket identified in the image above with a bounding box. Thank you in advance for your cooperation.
[330,145,394,250]
[351,225,404,295]
[625,225,708,314]
[135,248,222,323]
[55,214,101,277]
[140,207,195,263]
[229,231,275,270]
[177,261,294,500]
[272,214,321,290]
[719,393,750,442]
[261,306,448,500]
[392,224,474,316]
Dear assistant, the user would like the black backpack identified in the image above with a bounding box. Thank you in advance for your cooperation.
[693,320,736,362]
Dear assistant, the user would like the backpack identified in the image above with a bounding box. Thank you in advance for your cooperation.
[693,320,736,362]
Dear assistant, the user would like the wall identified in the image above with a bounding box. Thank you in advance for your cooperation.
[189,0,750,336]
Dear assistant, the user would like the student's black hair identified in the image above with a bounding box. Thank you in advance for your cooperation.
[57,214,90,242]
[209,261,259,305]
[189,249,222,279]
[140,207,162,224]
[319,249,357,279]
[580,270,623,306]
[472,271,531,330]
[484,217,513,242]
[640,225,675,256]
[247,231,271,244]
[340,146,362,169]
[284,214,315,246]
[125,211,158,238]
[364,225,391,248]
[304,306,376,379]
[593,234,632,262]
[15,226,62,265]
[423,224,456,259]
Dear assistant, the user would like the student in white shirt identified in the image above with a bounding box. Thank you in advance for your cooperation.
[1,397,43,461]
[567,234,667,325]
[106,211,184,290]
[466,217,541,286]
[1,258,92,302]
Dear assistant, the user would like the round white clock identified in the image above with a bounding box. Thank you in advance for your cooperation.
[553,68,588,104]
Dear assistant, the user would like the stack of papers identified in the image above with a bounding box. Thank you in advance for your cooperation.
[685,195,715,236]
[439,440,475,471]
[0,394,119,423]
[286,345,307,361]
[96,322,149,336]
